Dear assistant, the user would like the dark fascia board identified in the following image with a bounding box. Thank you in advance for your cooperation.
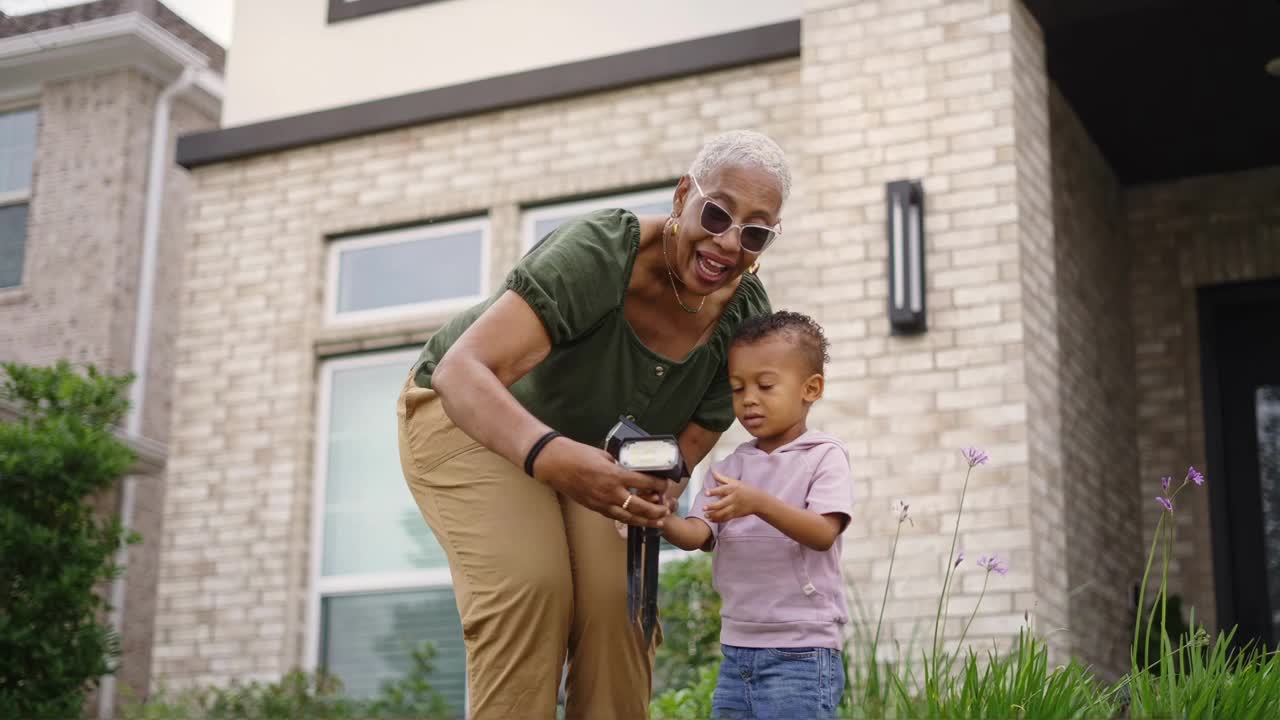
[327,0,450,24]
[176,20,801,169]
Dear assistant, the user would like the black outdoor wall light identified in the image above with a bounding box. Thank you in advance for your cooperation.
[886,179,926,335]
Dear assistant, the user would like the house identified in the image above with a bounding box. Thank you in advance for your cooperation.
[0,1,223,716]
[157,0,1278,715]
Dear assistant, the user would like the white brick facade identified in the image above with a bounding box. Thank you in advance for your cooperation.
[156,59,804,684]
[152,0,1280,696]
[794,0,1059,661]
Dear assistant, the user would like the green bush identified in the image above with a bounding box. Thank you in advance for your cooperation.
[0,361,138,719]
[653,553,721,694]
[122,642,454,720]
[651,554,721,716]
[650,663,717,720]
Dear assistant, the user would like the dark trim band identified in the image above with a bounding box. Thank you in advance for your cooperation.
[176,20,801,169]
[327,0,448,24]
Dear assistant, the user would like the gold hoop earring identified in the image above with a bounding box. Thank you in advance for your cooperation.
[749,261,761,274]
[672,222,679,235]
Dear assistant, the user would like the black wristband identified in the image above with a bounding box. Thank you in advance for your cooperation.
[523,430,562,477]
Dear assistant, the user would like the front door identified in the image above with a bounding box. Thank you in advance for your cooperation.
[1200,279,1280,650]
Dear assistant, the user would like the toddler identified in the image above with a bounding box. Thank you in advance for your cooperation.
[663,310,853,719]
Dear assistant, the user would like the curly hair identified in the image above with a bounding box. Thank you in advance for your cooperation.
[730,310,830,375]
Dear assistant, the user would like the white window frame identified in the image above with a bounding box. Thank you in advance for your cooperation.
[324,217,490,327]
[304,348,465,709]
[521,186,675,254]
[303,351,720,700]
[0,105,38,290]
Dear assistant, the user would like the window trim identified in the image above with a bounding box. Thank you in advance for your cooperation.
[324,216,490,327]
[0,189,30,207]
[304,348,454,672]
[520,186,675,254]
[0,105,37,291]
[302,350,713,697]
[0,197,31,291]
[327,0,449,24]
[316,568,453,596]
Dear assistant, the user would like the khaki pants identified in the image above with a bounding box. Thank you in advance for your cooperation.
[396,376,658,719]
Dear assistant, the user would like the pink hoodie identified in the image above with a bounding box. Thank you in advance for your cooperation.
[689,430,853,650]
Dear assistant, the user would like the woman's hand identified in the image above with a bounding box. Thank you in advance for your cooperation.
[532,437,670,527]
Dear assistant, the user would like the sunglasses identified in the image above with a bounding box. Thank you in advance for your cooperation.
[689,176,780,254]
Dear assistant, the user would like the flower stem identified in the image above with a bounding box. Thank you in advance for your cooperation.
[948,570,990,674]
[872,519,904,657]
[1161,520,1175,690]
[932,465,973,668]
[1132,512,1165,671]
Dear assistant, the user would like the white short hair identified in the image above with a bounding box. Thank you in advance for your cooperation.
[688,130,791,205]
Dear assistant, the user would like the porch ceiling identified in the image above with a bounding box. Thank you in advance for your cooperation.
[1026,0,1280,185]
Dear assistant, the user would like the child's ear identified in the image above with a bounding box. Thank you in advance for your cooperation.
[802,373,824,404]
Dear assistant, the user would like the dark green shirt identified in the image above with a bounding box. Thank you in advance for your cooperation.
[412,209,771,446]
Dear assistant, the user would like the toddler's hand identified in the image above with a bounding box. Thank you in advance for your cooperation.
[704,472,765,522]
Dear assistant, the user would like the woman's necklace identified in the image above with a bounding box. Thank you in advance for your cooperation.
[662,220,706,314]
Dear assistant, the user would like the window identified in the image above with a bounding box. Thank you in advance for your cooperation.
[308,350,466,712]
[326,217,489,325]
[521,186,675,254]
[0,107,37,289]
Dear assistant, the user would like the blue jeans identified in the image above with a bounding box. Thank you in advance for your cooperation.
[711,644,845,719]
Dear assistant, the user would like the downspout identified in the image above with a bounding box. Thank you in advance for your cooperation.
[98,64,198,720]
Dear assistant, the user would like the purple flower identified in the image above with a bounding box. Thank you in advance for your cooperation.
[962,447,990,467]
[1156,496,1174,513]
[890,499,911,527]
[1186,466,1205,486]
[978,554,1008,575]
[954,551,965,568]
[1161,476,1172,492]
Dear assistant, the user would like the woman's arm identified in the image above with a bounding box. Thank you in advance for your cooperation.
[432,290,669,526]
[679,422,721,471]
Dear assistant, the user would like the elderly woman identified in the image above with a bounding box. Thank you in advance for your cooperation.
[396,130,790,719]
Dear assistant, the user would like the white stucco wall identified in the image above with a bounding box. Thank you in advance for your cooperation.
[223,0,800,126]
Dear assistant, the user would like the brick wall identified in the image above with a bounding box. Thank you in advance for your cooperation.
[0,69,216,442]
[794,0,1057,659]
[153,59,803,685]
[1049,86,1140,677]
[1011,0,1072,655]
[160,0,1207,690]
[0,66,217,705]
[1,71,144,377]
[1128,165,1280,632]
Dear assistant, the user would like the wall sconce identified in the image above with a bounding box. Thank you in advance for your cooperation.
[886,179,926,335]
